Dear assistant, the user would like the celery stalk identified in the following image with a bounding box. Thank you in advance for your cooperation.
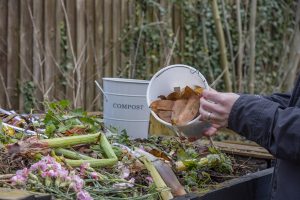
[65,158,117,168]
[41,133,101,148]
[55,148,94,160]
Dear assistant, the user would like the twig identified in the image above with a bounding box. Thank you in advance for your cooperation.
[0,174,14,180]
[221,0,236,91]
[164,27,179,67]
[211,0,232,92]
[248,0,257,94]
[131,13,145,78]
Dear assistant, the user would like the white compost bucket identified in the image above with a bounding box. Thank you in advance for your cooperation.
[146,64,211,138]
[103,78,150,139]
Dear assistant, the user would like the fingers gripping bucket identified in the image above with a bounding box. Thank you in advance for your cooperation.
[146,64,210,138]
[103,78,150,139]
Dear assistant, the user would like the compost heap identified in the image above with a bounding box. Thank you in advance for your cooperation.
[0,100,266,200]
[150,86,203,126]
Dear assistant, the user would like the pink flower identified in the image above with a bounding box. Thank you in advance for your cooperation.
[41,169,58,178]
[76,190,93,200]
[80,162,90,175]
[30,161,48,172]
[70,175,84,192]
[51,162,62,171]
[90,172,99,180]
[41,155,56,164]
[146,176,153,185]
[16,168,29,178]
[57,169,69,179]
[11,174,27,185]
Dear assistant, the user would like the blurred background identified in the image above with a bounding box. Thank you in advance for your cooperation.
[0,0,298,112]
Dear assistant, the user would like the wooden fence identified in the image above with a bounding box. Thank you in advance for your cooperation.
[0,0,182,112]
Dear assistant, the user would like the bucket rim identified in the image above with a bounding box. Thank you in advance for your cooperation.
[103,77,149,84]
[146,64,209,127]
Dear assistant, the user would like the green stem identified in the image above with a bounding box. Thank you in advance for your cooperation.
[100,133,118,159]
[55,148,94,160]
[41,133,101,148]
[65,158,117,168]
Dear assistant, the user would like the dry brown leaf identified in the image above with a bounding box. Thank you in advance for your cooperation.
[194,86,204,96]
[157,95,167,100]
[171,99,187,125]
[150,100,174,113]
[181,86,198,99]
[157,110,172,123]
[174,95,200,126]
[150,85,202,125]
[166,91,181,100]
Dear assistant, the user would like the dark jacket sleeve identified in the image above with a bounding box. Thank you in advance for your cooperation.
[262,92,291,108]
[228,94,300,162]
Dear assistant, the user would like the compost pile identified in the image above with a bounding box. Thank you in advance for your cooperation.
[0,100,267,200]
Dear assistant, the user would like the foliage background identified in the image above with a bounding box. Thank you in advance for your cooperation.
[0,0,298,111]
[122,0,297,94]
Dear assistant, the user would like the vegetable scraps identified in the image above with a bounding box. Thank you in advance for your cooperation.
[150,86,204,126]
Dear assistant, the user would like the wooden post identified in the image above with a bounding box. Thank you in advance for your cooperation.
[7,0,20,110]
[85,0,95,111]
[19,0,33,111]
[65,0,76,104]
[112,0,121,77]
[44,0,56,101]
[94,0,104,110]
[55,0,66,100]
[103,0,113,77]
[75,0,86,108]
[120,0,128,74]
[0,0,8,108]
[32,0,44,110]
[128,0,135,78]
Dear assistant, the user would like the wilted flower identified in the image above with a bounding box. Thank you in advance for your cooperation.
[16,168,29,178]
[41,155,56,164]
[11,174,27,185]
[30,162,47,171]
[112,178,135,189]
[70,175,84,192]
[80,162,90,176]
[89,172,99,180]
[76,190,93,200]
[145,176,153,185]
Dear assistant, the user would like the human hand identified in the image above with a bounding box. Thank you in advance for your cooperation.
[199,89,240,136]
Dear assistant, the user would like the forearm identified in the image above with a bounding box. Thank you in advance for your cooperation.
[228,94,300,162]
[262,92,291,108]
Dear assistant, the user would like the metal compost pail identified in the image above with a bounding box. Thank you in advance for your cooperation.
[146,64,211,138]
[102,78,150,139]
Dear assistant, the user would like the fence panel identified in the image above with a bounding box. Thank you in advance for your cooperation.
[0,0,7,108]
[2,0,177,111]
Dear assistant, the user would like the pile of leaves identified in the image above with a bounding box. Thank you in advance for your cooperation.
[150,85,203,125]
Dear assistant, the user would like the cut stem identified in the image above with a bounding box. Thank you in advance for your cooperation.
[65,158,117,168]
[41,133,101,148]
[55,148,94,160]
[139,156,173,200]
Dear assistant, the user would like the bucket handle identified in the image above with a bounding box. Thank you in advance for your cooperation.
[94,80,109,102]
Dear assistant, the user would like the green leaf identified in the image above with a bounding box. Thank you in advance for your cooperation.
[45,124,56,137]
